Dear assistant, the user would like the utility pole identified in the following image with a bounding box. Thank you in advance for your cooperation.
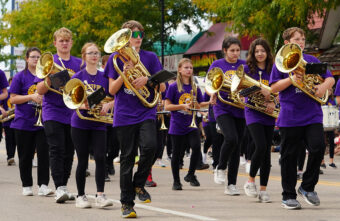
[160,0,164,66]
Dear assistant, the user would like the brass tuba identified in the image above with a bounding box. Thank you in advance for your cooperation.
[205,67,244,109]
[63,78,113,124]
[275,43,328,104]
[103,28,160,108]
[231,65,280,118]
[36,52,72,95]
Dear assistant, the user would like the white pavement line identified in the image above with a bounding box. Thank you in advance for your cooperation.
[86,194,217,221]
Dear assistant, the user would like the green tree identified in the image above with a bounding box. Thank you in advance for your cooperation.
[193,0,340,50]
[0,0,206,58]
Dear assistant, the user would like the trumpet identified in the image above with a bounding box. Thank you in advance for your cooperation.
[34,105,43,127]
[156,94,168,130]
[104,28,160,108]
[0,108,15,123]
[63,78,113,124]
[275,43,328,104]
[36,52,73,95]
[205,67,244,109]
[189,88,198,128]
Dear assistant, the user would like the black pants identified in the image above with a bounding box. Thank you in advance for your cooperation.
[325,131,335,159]
[279,124,325,200]
[71,127,106,196]
[216,114,245,185]
[4,126,16,160]
[154,118,167,164]
[248,123,274,186]
[203,125,212,154]
[116,119,157,206]
[171,130,201,183]
[15,129,49,187]
[206,122,223,168]
[44,120,74,189]
[106,126,119,170]
[297,141,307,171]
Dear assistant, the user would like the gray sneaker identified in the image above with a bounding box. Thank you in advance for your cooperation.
[258,191,271,203]
[298,186,320,206]
[224,184,240,196]
[281,199,301,210]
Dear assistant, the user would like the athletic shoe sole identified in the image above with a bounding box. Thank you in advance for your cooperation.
[298,190,320,206]
[281,203,301,210]
[122,212,137,218]
[55,194,69,203]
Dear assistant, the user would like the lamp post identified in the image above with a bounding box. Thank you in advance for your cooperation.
[160,0,164,66]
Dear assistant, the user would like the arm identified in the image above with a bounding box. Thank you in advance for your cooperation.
[109,77,124,96]
[36,79,50,95]
[0,88,8,101]
[336,96,340,105]
[10,93,42,105]
[164,98,190,112]
[314,77,335,98]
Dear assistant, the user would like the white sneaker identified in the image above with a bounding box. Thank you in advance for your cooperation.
[157,159,166,167]
[214,168,226,184]
[224,184,240,196]
[240,156,247,166]
[113,157,120,163]
[95,194,113,208]
[258,191,271,203]
[61,186,75,200]
[55,186,68,203]
[243,181,258,198]
[38,184,54,196]
[202,153,207,164]
[245,162,251,173]
[22,187,33,196]
[76,195,92,208]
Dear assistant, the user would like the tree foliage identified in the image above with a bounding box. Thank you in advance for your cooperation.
[0,0,206,57]
[193,0,340,50]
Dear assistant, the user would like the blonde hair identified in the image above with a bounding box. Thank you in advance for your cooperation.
[53,27,73,41]
[176,58,196,93]
[282,27,305,41]
[80,42,100,68]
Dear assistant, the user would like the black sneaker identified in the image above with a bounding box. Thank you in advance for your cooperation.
[320,163,326,169]
[281,199,301,210]
[319,169,324,174]
[85,170,91,177]
[172,182,183,190]
[108,167,115,175]
[298,186,320,206]
[184,174,200,186]
[135,187,151,203]
[121,204,137,218]
[105,174,111,182]
[329,163,337,168]
[196,163,209,170]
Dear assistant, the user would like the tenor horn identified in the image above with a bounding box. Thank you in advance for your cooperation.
[104,28,160,108]
[275,43,328,104]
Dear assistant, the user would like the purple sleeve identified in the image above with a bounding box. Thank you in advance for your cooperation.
[203,93,210,102]
[196,87,203,103]
[0,70,9,89]
[149,53,163,74]
[334,80,340,96]
[207,60,218,72]
[165,84,176,103]
[8,74,21,94]
[104,53,122,80]
[34,76,43,84]
[269,64,284,85]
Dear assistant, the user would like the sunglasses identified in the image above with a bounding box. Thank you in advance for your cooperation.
[131,31,145,39]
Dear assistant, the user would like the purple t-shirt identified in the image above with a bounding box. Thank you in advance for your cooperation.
[243,65,276,126]
[70,69,108,131]
[104,50,163,127]
[165,82,203,135]
[269,53,333,127]
[208,58,246,119]
[9,70,42,131]
[334,80,340,99]
[0,69,9,90]
[0,93,13,127]
[34,54,82,124]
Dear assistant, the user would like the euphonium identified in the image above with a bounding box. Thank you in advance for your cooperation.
[275,43,328,104]
[0,108,15,123]
[103,28,160,108]
[231,65,280,118]
[205,67,244,109]
[36,52,73,95]
[63,78,113,124]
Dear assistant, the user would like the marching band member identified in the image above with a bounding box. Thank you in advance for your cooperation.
[10,47,52,196]
[36,27,82,203]
[241,38,275,203]
[165,58,203,191]
[105,20,165,218]
[209,37,246,195]
[270,27,334,209]
[70,43,113,209]
[0,77,16,166]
